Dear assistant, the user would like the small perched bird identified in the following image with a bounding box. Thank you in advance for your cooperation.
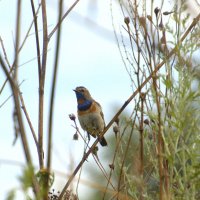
[73,86,107,146]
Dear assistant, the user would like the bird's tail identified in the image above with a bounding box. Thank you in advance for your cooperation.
[99,136,108,146]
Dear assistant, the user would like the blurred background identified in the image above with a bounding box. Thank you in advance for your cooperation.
[0,0,199,199]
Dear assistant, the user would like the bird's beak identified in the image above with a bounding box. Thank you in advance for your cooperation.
[73,89,77,93]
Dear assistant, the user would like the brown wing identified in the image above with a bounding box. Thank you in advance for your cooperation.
[95,100,107,146]
[95,100,106,127]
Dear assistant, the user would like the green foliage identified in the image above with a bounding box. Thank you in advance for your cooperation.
[18,165,36,199]
[5,190,16,200]
[108,0,200,199]
[19,165,35,191]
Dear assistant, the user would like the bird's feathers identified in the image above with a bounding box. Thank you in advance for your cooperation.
[74,86,107,146]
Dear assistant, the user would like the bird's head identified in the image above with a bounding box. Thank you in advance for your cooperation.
[73,86,92,101]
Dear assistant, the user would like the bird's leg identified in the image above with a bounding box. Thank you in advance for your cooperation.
[97,135,101,142]
[87,132,91,143]
[82,133,90,162]
[97,132,102,141]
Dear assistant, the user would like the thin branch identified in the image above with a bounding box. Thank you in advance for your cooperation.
[0,5,41,96]
[19,91,38,147]
[116,117,136,199]
[12,0,21,80]
[38,0,48,169]
[18,5,41,54]
[0,93,12,108]
[0,79,24,108]
[0,36,11,68]
[103,123,122,200]
[139,93,145,200]
[0,55,14,89]
[30,1,42,77]
[48,0,80,40]
[46,0,63,183]
[152,72,164,200]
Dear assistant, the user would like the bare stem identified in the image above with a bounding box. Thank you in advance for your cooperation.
[48,0,80,40]
[13,0,21,80]
[139,93,145,200]
[38,0,48,169]
[46,1,63,198]
[19,92,38,147]
[30,0,42,76]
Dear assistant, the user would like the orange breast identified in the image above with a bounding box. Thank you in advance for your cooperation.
[78,102,97,116]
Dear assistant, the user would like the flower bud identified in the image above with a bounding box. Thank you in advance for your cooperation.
[124,17,130,25]
[154,7,160,17]
[73,133,78,140]
[113,125,119,134]
[109,164,114,170]
[144,119,150,125]
[69,113,76,121]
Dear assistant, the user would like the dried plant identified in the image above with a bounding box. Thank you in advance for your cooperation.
[1,0,200,200]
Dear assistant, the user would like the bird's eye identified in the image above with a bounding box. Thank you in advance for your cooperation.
[80,89,84,93]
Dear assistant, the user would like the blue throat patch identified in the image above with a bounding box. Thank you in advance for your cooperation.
[78,100,92,111]
[76,92,84,100]
[75,92,92,111]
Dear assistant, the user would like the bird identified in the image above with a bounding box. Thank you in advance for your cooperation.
[73,86,108,146]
